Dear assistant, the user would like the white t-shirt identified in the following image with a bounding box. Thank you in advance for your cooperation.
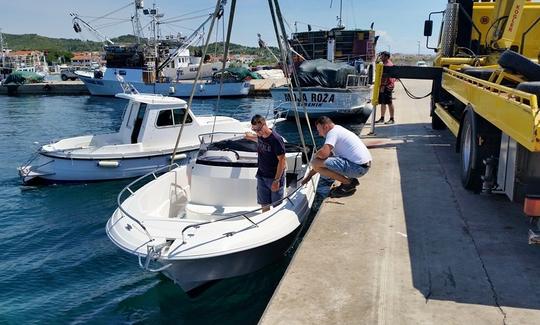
[324,125,372,164]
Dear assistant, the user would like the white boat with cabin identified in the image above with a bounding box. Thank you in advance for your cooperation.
[106,134,319,291]
[17,93,261,184]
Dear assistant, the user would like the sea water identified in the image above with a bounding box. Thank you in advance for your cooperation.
[0,94,364,324]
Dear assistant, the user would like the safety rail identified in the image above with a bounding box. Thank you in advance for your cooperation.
[134,173,312,273]
[177,170,313,245]
[114,162,182,241]
[443,68,540,151]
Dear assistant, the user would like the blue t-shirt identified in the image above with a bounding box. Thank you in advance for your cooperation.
[257,130,286,178]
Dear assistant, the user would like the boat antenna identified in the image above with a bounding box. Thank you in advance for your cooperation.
[268,0,317,157]
[169,0,227,171]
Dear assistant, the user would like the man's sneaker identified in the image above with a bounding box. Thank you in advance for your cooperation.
[329,187,357,198]
[385,118,395,124]
[330,180,358,195]
[375,117,385,124]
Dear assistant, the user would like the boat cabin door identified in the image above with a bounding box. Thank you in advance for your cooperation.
[131,103,147,143]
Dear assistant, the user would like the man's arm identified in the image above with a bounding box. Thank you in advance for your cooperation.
[271,154,286,192]
[244,131,258,142]
[316,144,333,160]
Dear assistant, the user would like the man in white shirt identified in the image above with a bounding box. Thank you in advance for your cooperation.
[302,116,372,197]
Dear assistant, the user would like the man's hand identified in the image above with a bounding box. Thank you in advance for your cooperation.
[271,180,280,192]
[244,131,257,142]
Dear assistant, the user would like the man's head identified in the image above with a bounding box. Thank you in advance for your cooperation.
[251,114,269,135]
[379,51,391,63]
[315,116,335,137]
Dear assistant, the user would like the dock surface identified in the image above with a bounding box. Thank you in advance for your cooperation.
[260,80,540,324]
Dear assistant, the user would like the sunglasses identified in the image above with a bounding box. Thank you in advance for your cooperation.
[251,124,263,132]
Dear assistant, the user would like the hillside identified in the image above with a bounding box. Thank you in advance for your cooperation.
[2,33,138,52]
[2,33,279,65]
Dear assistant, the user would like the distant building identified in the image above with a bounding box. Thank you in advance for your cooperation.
[4,50,47,69]
[71,51,102,68]
[232,54,257,64]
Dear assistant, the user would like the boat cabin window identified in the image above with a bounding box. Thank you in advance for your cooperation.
[123,102,133,127]
[156,108,193,127]
[131,103,147,143]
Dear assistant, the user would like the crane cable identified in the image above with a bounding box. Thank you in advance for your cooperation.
[396,78,431,100]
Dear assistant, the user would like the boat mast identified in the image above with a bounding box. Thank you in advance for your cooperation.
[132,0,145,43]
[330,0,344,28]
[0,29,5,68]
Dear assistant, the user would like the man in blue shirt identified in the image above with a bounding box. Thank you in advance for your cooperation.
[245,114,286,212]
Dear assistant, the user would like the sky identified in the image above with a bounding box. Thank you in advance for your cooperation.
[0,0,447,54]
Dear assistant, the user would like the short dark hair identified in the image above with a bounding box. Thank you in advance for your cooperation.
[380,51,391,58]
[315,116,333,126]
[251,114,266,125]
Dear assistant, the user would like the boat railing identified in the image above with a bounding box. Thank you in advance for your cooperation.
[115,162,183,241]
[272,101,292,119]
[177,169,315,245]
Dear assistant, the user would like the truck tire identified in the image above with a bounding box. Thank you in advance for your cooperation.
[431,97,446,130]
[460,111,483,192]
[517,81,540,98]
[61,74,68,81]
[461,68,495,81]
[498,50,540,81]
[460,110,501,193]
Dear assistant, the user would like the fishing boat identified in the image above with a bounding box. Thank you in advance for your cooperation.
[72,3,250,97]
[17,91,264,184]
[271,6,377,119]
[106,133,319,291]
[271,59,373,119]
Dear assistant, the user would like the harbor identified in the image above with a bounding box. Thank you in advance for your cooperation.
[2,0,540,324]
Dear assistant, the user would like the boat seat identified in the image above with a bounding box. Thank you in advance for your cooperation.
[189,163,258,207]
[183,203,260,220]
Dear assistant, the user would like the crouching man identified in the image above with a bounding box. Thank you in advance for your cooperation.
[302,116,372,197]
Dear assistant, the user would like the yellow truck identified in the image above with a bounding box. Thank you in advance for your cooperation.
[373,0,540,242]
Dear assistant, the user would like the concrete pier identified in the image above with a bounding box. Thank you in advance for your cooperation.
[0,80,89,95]
[260,80,540,324]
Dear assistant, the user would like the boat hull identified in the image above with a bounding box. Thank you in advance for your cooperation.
[79,76,251,97]
[19,150,196,184]
[271,86,373,119]
[161,226,301,291]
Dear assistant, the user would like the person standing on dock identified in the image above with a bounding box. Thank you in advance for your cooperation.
[245,115,287,212]
[375,51,396,124]
[301,116,372,198]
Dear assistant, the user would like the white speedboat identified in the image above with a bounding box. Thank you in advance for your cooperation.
[106,134,319,292]
[17,93,265,184]
[271,59,373,119]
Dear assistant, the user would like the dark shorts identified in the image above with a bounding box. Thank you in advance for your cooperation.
[379,88,393,104]
[256,175,285,206]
